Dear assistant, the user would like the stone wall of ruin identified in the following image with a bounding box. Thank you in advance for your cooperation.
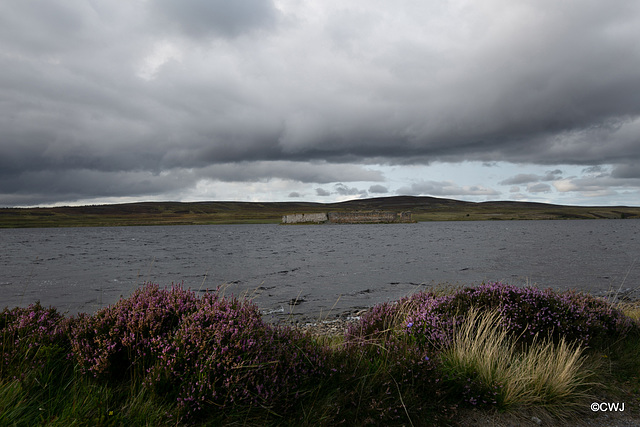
[327,211,412,223]
[281,213,328,224]
[282,211,412,224]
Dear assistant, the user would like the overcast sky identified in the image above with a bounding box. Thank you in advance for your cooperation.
[1,0,640,207]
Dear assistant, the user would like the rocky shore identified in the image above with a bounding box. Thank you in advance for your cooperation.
[275,309,367,336]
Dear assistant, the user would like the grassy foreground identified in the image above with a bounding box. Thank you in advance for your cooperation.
[1,282,639,426]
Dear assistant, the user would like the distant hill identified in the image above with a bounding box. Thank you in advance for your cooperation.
[1,196,639,228]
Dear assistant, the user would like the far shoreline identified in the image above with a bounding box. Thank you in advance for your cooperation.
[2,195,640,228]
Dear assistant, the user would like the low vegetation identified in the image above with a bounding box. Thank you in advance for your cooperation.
[1,282,639,425]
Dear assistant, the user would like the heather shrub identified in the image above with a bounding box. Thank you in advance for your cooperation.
[145,292,331,419]
[0,302,70,381]
[405,282,634,350]
[69,283,199,380]
[344,290,452,345]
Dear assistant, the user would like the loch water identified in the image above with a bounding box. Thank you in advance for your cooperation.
[1,220,639,321]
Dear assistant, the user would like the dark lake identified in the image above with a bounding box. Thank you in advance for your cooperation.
[1,220,639,322]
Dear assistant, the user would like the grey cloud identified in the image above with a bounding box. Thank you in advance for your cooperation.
[500,174,541,185]
[527,183,552,193]
[334,183,367,197]
[0,1,94,54]
[612,164,640,179]
[149,0,278,39]
[315,188,331,197]
[583,165,608,175]
[500,170,563,186]
[542,170,563,181]
[197,162,383,183]
[2,1,640,205]
[0,169,191,207]
[288,191,301,198]
[368,184,389,194]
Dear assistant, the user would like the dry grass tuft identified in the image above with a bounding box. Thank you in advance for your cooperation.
[439,307,594,416]
[618,301,640,323]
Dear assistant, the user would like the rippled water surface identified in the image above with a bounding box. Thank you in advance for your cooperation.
[1,220,639,321]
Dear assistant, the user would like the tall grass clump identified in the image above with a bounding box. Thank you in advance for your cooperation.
[438,307,592,414]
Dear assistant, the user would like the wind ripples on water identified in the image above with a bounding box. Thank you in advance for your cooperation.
[1,220,638,321]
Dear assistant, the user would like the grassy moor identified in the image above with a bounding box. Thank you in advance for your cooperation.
[2,196,640,228]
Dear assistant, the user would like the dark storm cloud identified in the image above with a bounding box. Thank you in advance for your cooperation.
[0,161,382,206]
[612,164,640,179]
[1,1,640,205]
[0,169,192,207]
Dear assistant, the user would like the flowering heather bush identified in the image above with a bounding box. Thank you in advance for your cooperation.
[348,282,635,352]
[146,291,331,419]
[0,302,70,380]
[68,282,331,419]
[407,282,635,348]
[70,283,199,379]
[344,291,436,344]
